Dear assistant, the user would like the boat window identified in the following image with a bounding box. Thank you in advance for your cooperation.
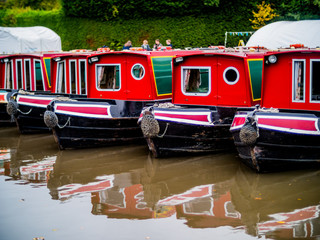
[79,60,87,95]
[5,61,13,89]
[292,60,305,102]
[310,60,320,102]
[56,61,66,93]
[182,67,210,95]
[24,59,31,90]
[16,60,23,90]
[131,64,145,80]
[34,60,44,91]
[69,60,77,94]
[223,67,239,85]
[96,64,120,91]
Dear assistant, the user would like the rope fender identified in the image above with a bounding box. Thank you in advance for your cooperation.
[141,114,160,138]
[239,116,259,145]
[44,110,58,129]
[6,100,18,116]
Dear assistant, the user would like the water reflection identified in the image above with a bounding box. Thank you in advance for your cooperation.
[232,164,320,238]
[0,126,319,239]
[0,127,57,183]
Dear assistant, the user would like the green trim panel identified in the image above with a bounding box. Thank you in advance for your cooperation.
[248,60,263,100]
[44,58,51,85]
[152,57,173,96]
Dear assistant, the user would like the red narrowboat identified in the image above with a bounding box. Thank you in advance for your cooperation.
[139,50,265,157]
[230,49,320,172]
[0,53,52,124]
[9,52,90,133]
[44,50,198,149]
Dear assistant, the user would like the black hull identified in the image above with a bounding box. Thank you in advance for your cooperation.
[53,115,144,149]
[0,103,14,126]
[146,121,234,157]
[0,90,17,126]
[16,105,50,133]
[14,92,86,133]
[49,99,162,149]
[140,106,238,158]
[232,128,320,173]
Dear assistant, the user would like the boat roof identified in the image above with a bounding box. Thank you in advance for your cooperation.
[246,20,320,49]
[174,49,266,59]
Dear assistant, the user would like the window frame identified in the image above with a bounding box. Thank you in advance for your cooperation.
[223,66,240,85]
[69,59,78,94]
[95,63,121,92]
[24,59,31,91]
[131,63,145,80]
[34,59,45,91]
[309,59,320,103]
[15,59,23,90]
[181,66,211,96]
[55,60,66,93]
[4,60,13,89]
[79,59,87,95]
[292,59,306,103]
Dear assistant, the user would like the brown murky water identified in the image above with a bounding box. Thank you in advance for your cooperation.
[0,126,319,240]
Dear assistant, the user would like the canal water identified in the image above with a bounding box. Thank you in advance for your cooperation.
[0,126,319,240]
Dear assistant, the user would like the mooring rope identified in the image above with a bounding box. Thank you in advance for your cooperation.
[157,123,169,138]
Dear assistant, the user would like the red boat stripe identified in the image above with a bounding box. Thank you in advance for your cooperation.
[155,112,209,122]
[18,97,52,106]
[231,116,246,127]
[56,105,109,115]
[258,117,317,131]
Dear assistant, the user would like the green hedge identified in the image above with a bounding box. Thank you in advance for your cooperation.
[0,9,253,50]
[0,0,319,51]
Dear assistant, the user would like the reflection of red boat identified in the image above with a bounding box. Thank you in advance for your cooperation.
[91,184,176,219]
[139,50,264,157]
[19,158,55,182]
[258,205,320,238]
[230,49,320,172]
[231,164,320,238]
[58,175,114,199]
[159,183,242,228]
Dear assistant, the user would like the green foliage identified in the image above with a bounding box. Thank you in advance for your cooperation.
[4,0,60,10]
[273,0,320,19]
[61,0,221,20]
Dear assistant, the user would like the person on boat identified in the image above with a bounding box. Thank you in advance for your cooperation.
[141,40,151,51]
[153,39,162,50]
[123,40,132,50]
[166,39,173,48]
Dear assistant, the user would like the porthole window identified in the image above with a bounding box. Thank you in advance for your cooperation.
[131,64,145,80]
[223,67,239,85]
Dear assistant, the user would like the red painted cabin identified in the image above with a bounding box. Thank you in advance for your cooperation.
[171,51,265,108]
[261,50,320,111]
[0,53,54,124]
[12,52,90,132]
[85,51,183,101]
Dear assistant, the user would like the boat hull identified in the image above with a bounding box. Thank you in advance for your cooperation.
[48,99,158,149]
[139,106,237,157]
[230,110,320,172]
[0,90,17,125]
[13,93,85,133]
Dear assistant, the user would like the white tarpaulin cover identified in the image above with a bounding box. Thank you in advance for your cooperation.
[246,20,320,49]
[0,26,61,53]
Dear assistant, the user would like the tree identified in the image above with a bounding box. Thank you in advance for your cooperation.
[250,1,278,30]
